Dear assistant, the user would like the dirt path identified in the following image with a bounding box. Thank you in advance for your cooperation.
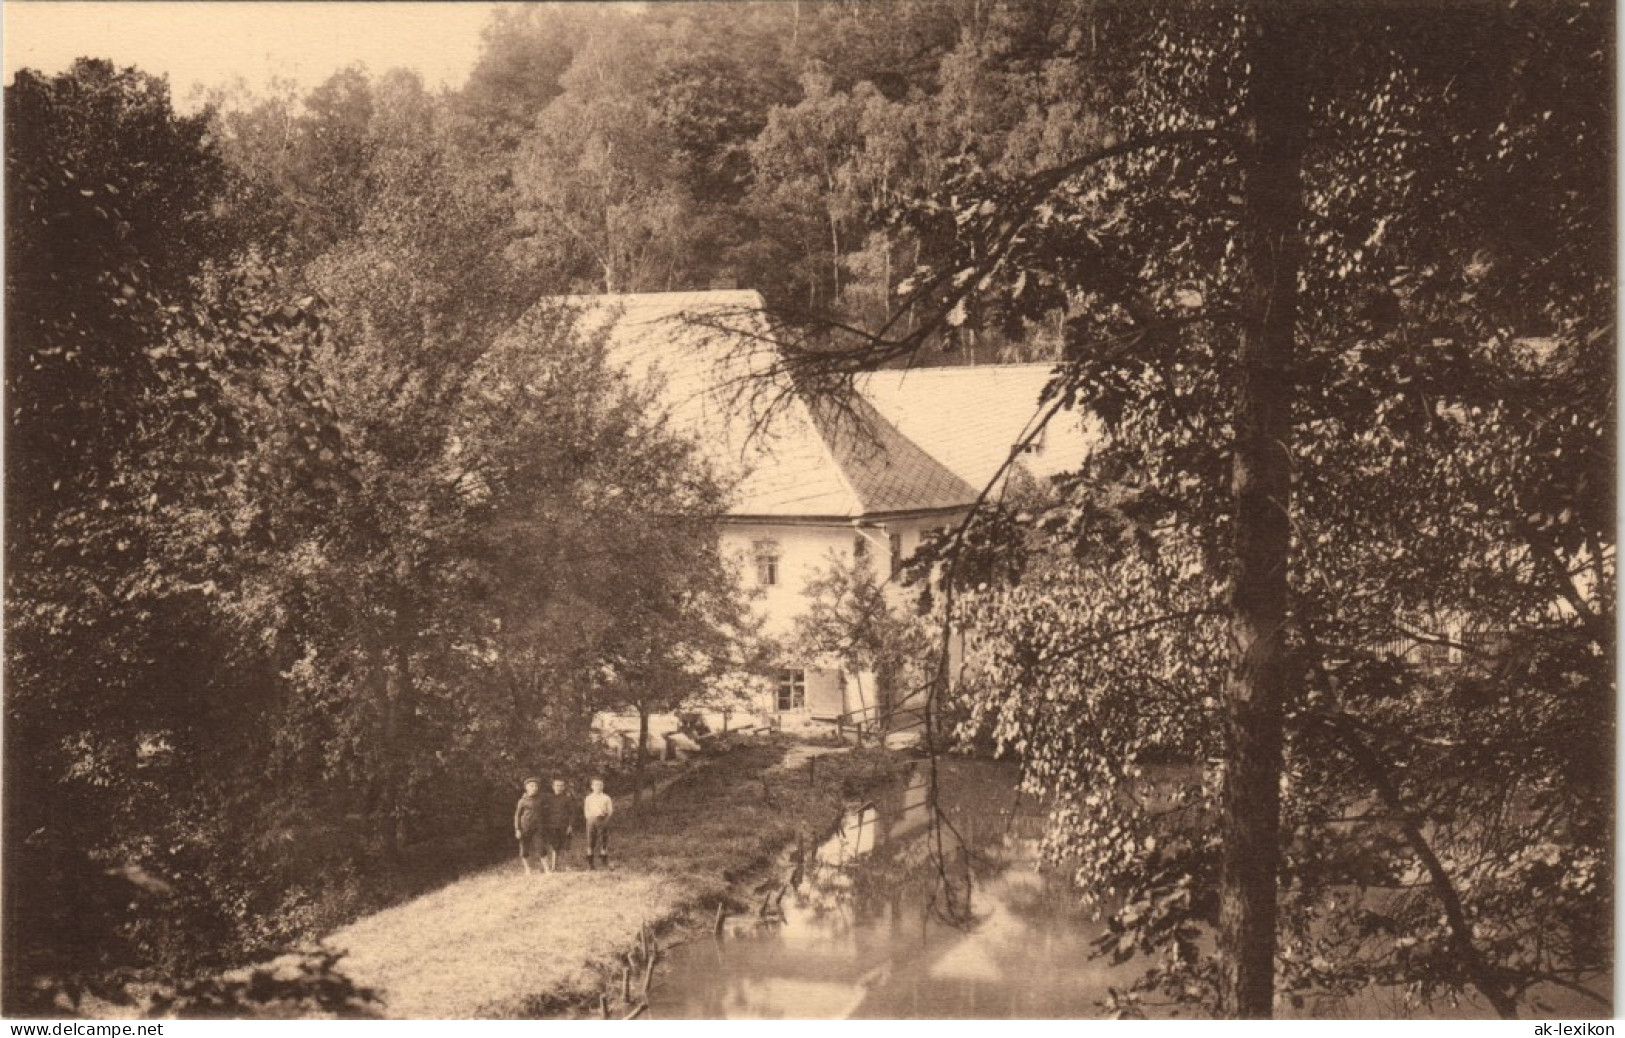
[322,739,885,1018]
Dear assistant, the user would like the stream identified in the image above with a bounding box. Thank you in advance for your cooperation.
[644,754,1610,1020]
[647,758,1140,1019]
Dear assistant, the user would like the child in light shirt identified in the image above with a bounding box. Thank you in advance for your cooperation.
[583,777,614,871]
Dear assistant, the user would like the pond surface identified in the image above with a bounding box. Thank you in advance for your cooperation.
[648,758,1141,1020]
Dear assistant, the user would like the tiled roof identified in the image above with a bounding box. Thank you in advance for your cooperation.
[857,364,1098,493]
[572,292,1085,518]
[806,394,977,515]
[568,291,870,518]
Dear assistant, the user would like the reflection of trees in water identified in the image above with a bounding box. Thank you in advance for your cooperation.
[917,757,1035,927]
[793,759,1036,930]
[650,759,1129,1020]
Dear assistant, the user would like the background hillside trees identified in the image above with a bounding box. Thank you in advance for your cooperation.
[509,14,701,294]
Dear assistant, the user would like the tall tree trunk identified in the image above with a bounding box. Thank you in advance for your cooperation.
[826,163,842,306]
[1218,7,1310,1019]
[829,207,842,305]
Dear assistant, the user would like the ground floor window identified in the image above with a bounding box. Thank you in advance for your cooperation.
[777,669,806,711]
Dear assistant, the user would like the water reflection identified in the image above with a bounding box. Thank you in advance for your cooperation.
[649,760,1139,1019]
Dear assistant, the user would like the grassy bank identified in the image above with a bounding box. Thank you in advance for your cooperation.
[322,737,899,1018]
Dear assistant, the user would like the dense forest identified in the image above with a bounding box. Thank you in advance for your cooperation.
[5,0,1612,1019]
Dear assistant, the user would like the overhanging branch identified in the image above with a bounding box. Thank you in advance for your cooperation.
[1303,710,1520,1020]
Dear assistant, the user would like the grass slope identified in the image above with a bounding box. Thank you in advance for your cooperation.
[324,738,892,1018]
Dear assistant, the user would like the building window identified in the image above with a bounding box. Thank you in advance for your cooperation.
[754,540,779,586]
[889,532,903,577]
[777,670,806,711]
[1014,426,1047,456]
[853,535,869,565]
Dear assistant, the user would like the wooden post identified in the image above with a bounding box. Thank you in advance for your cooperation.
[641,945,659,997]
[713,901,725,935]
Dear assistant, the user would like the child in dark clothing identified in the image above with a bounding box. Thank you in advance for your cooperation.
[514,777,543,875]
[536,778,574,873]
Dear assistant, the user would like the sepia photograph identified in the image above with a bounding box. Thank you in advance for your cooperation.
[2,0,1614,1024]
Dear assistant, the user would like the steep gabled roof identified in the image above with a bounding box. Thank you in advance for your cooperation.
[575,293,1081,519]
[576,291,971,520]
[857,364,1099,493]
[805,395,977,515]
[572,292,846,518]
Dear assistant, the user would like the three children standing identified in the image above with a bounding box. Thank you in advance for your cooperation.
[514,775,614,875]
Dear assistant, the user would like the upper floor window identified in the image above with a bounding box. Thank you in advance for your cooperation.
[754,539,780,586]
[1014,426,1047,456]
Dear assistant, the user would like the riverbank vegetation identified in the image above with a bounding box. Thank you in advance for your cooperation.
[6,0,1610,1020]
